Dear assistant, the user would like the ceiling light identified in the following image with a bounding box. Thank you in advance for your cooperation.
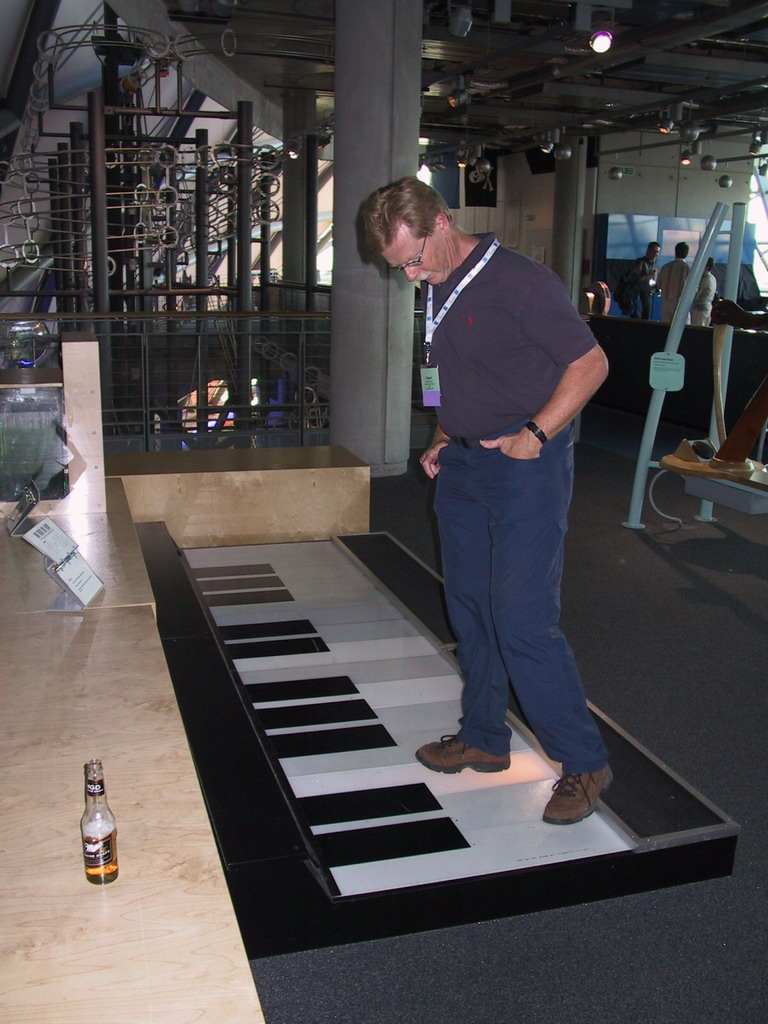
[553,141,572,161]
[679,121,701,143]
[748,131,764,156]
[700,154,717,171]
[589,29,612,54]
[448,77,469,109]
[608,166,623,180]
[680,149,692,167]
[658,103,683,134]
[718,174,733,189]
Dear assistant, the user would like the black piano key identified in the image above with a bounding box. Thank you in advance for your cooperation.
[243,675,359,703]
[258,699,377,731]
[218,619,318,641]
[205,589,293,606]
[314,817,470,867]
[199,575,284,593]
[270,724,396,758]
[192,563,274,578]
[228,637,329,659]
[299,783,442,826]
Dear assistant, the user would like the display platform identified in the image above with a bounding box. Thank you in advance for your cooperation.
[136,525,739,959]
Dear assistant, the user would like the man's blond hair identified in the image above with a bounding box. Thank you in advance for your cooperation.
[361,175,451,255]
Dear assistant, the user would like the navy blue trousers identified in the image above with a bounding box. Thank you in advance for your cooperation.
[434,425,608,774]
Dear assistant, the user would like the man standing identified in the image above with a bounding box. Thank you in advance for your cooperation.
[620,242,659,318]
[657,242,691,324]
[361,176,611,825]
[691,257,716,327]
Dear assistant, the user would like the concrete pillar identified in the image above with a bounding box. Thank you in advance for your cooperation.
[330,0,423,476]
[551,134,587,305]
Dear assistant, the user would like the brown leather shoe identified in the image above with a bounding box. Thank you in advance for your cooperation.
[416,734,510,774]
[543,766,612,825]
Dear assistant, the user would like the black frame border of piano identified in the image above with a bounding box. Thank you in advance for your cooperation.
[136,524,740,960]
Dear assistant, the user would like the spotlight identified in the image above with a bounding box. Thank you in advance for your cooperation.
[658,103,683,134]
[589,29,612,54]
[608,166,623,180]
[700,154,717,171]
[448,77,469,109]
[759,162,768,176]
[718,174,733,189]
[748,131,764,156]
[286,142,301,160]
[448,3,473,37]
[680,149,692,167]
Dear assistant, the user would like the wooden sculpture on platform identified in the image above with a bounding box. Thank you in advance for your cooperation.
[660,317,768,494]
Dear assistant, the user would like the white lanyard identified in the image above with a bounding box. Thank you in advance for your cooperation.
[424,237,499,363]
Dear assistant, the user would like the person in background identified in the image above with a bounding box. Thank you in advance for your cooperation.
[625,242,660,319]
[361,176,611,826]
[657,242,691,324]
[691,258,716,327]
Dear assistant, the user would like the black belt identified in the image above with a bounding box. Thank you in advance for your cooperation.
[452,436,485,448]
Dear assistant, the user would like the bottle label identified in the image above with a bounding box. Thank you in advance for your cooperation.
[86,779,105,796]
[83,833,115,867]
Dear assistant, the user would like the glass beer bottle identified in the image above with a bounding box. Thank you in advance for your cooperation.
[80,759,119,884]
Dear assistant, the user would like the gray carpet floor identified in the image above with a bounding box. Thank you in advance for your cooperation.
[250,407,768,1024]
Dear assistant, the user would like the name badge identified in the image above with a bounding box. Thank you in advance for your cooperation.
[420,365,441,407]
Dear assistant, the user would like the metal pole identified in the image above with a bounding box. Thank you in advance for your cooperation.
[88,91,110,313]
[69,122,87,316]
[56,143,76,313]
[305,133,318,312]
[259,185,271,312]
[624,201,729,528]
[195,128,210,436]
[235,101,253,431]
[87,89,113,425]
[696,201,747,521]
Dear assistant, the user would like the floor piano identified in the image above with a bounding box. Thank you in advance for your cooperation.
[137,526,739,958]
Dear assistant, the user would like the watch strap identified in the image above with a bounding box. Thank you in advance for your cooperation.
[525,420,548,444]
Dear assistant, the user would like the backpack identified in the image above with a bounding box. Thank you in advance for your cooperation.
[614,273,638,316]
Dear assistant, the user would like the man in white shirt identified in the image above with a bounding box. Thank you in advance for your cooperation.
[657,242,691,323]
[692,258,716,327]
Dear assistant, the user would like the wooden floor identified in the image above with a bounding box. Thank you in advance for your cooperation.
[0,481,263,1024]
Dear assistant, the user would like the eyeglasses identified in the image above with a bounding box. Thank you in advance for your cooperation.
[392,235,427,273]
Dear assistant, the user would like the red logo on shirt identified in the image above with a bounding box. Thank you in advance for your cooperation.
[467,316,474,326]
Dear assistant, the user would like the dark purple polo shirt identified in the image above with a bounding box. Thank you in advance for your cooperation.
[425,234,598,439]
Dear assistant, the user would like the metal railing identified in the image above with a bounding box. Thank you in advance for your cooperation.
[1,311,332,454]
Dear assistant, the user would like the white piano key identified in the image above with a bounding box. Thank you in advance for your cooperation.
[232,635,437,673]
[237,654,455,687]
